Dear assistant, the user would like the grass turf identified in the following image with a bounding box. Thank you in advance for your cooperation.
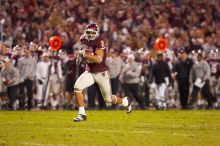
[0,110,220,146]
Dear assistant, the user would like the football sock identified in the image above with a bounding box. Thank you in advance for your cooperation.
[78,107,86,115]
[122,98,129,107]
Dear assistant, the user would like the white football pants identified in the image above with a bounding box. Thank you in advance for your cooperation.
[36,79,50,106]
[74,71,112,103]
[156,83,167,102]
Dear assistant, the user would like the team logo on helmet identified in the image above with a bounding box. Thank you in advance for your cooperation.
[84,23,100,40]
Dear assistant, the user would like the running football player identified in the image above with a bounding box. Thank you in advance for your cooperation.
[73,23,132,122]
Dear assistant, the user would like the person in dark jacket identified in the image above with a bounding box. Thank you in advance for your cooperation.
[152,52,171,109]
[173,48,193,109]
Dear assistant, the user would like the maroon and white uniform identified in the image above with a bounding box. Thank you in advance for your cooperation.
[208,59,220,79]
[74,35,112,102]
[207,52,220,96]
[207,51,220,79]
[80,34,108,72]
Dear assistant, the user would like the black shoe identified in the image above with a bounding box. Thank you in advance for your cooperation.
[73,114,87,122]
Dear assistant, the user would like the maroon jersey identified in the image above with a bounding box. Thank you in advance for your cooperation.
[80,34,108,72]
[208,59,220,78]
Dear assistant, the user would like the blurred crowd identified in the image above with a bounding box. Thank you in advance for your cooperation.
[0,0,220,110]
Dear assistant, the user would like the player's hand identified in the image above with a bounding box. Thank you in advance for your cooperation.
[76,56,82,65]
[78,49,85,58]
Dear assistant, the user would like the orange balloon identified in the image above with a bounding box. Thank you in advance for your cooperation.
[49,36,62,51]
[154,37,168,52]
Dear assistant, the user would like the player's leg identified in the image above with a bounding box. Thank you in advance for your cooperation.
[73,71,95,122]
[158,83,167,109]
[111,95,132,113]
[188,85,200,108]
[217,79,220,108]
[128,83,145,109]
[155,84,162,109]
[94,71,132,113]
[36,80,44,108]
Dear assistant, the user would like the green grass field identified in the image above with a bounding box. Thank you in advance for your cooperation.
[0,110,220,146]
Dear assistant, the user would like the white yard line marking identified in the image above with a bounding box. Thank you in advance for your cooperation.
[19,142,53,146]
[0,121,37,125]
[1,120,216,128]
[19,142,67,146]
[63,128,196,137]
[0,140,67,146]
[92,121,220,128]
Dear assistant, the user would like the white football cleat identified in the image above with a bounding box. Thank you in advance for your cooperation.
[73,114,87,122]
[124,97,132,114]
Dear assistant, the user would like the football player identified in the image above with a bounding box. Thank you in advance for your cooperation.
[207,50,220,107]
[73,23,132,122]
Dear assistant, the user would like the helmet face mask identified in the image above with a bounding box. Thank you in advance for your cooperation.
[84,23,100,40]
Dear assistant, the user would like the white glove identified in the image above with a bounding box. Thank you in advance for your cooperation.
[78,49,85,57]
[76,55,82,65]
[76,49,85,65]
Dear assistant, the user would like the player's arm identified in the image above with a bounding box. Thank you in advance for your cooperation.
[84,48,104,64]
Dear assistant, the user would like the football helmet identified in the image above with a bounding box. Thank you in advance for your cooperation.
[84,23,100,40]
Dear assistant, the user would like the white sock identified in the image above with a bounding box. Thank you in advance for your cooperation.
[78,107,86,115]
[122,97,128,107]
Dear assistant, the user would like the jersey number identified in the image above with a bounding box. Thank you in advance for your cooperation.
[101,40,105,48]
[211,64,217,73]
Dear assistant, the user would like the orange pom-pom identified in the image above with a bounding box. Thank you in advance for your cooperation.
[49,36,62,51]
[154,37,168,52]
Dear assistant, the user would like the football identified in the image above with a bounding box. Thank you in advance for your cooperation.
[85,49,94,56]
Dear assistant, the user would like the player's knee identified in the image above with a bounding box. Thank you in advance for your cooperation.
[74,83,83,92]
[74,88,82,93]
[104,98,112,103]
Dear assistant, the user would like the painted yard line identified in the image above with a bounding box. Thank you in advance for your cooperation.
[0,121,37,125]
[0,121,219,129]
[18,142,68,146]
[63,128,196,137]
[0,140,68,146]
[91,121,220,128]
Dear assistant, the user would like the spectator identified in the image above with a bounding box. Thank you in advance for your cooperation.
[140,51,153,109]
[17,48,37,110]
[35,52,51,108]
[106,50,124,97]
[0,57,20,110]
[120,54,145,109]
[47,54,63,110]
[64,54,77,109]
[0,60,8,110]
[189,52,216,109]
